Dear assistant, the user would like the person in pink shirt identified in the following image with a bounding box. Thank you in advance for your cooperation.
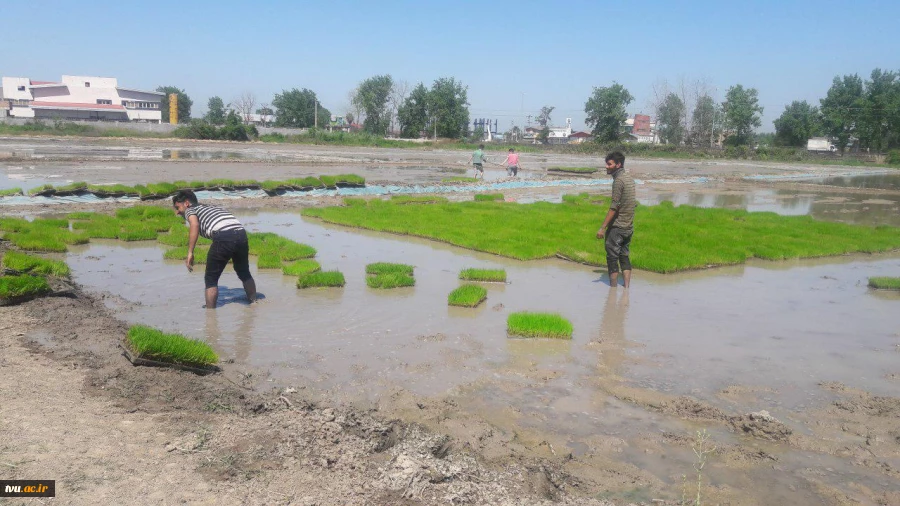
[502,148,520,176]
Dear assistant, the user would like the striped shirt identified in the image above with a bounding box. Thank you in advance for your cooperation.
[609,168,636,230]
[183,204,244,239]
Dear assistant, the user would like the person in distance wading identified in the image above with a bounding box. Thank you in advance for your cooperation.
[172,190,256,308]
[596,151,636,288]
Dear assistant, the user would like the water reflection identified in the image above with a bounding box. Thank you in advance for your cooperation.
[596,288,630,376]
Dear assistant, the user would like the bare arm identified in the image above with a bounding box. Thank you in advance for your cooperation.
[186,215,200,271]
[597,208,617,238]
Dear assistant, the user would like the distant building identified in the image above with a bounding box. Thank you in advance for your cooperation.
[624,114,659,144]
[524,118,573,144]
[568,131,593,144]
[0,75,163,122]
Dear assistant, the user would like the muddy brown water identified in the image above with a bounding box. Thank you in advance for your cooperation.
[60,210,900,504]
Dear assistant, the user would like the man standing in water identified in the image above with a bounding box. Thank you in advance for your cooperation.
[471,144,487,179]
[596,152,636,288]
[173,190,256,308]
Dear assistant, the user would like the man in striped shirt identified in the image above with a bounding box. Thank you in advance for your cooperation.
[173,190,256,308]
[596,151,636,288]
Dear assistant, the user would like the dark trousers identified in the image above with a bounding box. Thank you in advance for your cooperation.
[205,229,252,289]
[605,227,633,274]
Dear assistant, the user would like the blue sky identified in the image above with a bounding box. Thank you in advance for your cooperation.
[4,0,897,131]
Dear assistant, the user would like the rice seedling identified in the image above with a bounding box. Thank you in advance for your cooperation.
[320,174,365,187]
[247,232,316,260]
[366,262,414,275]
[53,181,89,192]
[0,217,30,232]
[282,259,321,276]
[87,183,139,195]
[116,205,174,221]
[117,228,160,241]
[163,247,209,264]
[29,218,69,229]
[459,268,507,282]
[448,284,487,307]
[126,324,219,367]
[28,184,55,195]
[507,312,573,339]
[78,222,121,239]
[0,187,23,197]
[390,195,448,205]
[302,193,900,273]
[144,182,180,197]
[442,177,478,183]
[66,212,95,220]
[474,193,504,201]
[366,272,415,289]
[2,250,70,277]
[297,270,345,288]
[868,276,900,290]
[547,167,599,174]
[343,197,368,206]
[286,176,324,188]
[257,253,283,269]
[0,275,51,299]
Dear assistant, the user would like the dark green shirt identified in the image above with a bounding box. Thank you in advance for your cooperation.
[609,168,636,230]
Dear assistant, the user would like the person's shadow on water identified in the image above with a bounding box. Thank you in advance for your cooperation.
[212,286,266,308]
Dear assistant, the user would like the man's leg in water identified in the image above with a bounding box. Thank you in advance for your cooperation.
[205,287,218,308]
[233,238,256,303]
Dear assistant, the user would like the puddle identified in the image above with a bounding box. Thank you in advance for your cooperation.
[809,172,900,191]
[61,210,900,503]
[0,167,66,192]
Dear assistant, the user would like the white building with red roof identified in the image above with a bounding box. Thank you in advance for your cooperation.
[1,75,164,122]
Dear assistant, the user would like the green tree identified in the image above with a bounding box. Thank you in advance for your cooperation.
[536,106,554,144]
[657,93,685,145]
[722,85,763,146]
[272,88,330,128]
[773,100,822,147]
[820,74,864,153]
[204,96,226,125]
[427,77,470,139]
[157,86,193,123]
[689,95,722,147]
[354,74,394,135]
[584,83,634,142]
[398,83,430,138]
[860,69,899,150]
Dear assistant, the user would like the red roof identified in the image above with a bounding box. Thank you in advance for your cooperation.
[30,80,60,85]
[31,101,126,111]
[569,131,592,138]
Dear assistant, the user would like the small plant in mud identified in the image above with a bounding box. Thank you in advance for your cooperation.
[868,276,900,290]
[448,284,487,307]
[474,193,504,202]
[2,250,70,277]
[297,270,346,288]
[680,429,717,506]
[366,263,415,289]
[507,312,573,339]
[126,324,219,367]
[282,259,321,276]
[459,268,506,282]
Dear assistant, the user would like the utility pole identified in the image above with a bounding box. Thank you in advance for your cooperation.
[314,100,318,129]
[433,115,437,140]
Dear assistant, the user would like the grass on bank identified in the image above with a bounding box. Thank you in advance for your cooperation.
[282,259,321,276]
[868,276,900,290]
[507,312,573,339]
[390,195,448,205]
[0,275,52,299]
[297,271,346,288]
[474,193,504,202]
[459,268,507,282]
[302,194,900,273]
[1,250,70,277]
[442,177,479,183]
[126,324,218,367]
[547,167,599,174]
[448,284,487,308]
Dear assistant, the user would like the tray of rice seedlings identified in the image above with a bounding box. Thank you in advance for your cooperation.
[366,262,415,289]
[459,268,507,283]
[507,312,573,339]
[320,174,365,189]
[448,284,487,308]
[163,246,209,264]
[366,262,414,276]
[0,274,52,306]
[248,232,316,260]
[282,259,321,276]
[27,184,57,196]
[442,177,478,183]
[297,270,345,288]
[0,187,23,197]
[257,253,283,269]
[49,181,89,196]
[547,167,598,174]
[868,276,900,290]
[390,195,448,205]
[2,250,70,277]
[87,184,139,197]
[122,324,219,374]
[474,193,503,202]
[6,220,88,252]
[284,177,325,191]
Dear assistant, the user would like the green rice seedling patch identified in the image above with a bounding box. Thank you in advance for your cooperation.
[257,253,283,269]
[87,183,139,195]
[302,193,900,273]
[390,195,448,205]
[297,271,345,288]
[448,284,487,307]
[320,174,365,187]
[366,272,415,289]
[0,275,51,300]
[66,212,95,220]
[116,205,175,221]
[507,312,573,339]
[163,246,209,264]
[366,262,414,275]
[0,187,23,197]
[30,218,69,229]
[117,228,160,241]
[0,218,30,232]
[126,324,218,367]
[547,167,599,174]
[282,259,321,276]
[459,268,507,282]
[343,197,368,207]
[2,250,70,277]
[53,181,89,192]
[442,177,478,183]
[474,193,504,201]
[7,230,86,252]
[248,232,316,260]
[869,277,900,290]
[28,184,55,195]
